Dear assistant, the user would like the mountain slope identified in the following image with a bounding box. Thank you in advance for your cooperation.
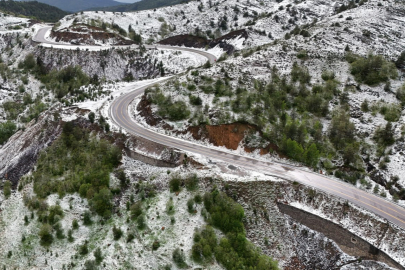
[0,1,68,22]
[15,0,121,12]
[99,0,188,12]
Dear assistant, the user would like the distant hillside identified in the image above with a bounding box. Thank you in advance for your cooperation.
[0,1,68,22]
[100,0,190,12]
[15,0,122,12]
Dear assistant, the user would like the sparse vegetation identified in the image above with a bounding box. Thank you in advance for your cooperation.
[130,201,143,219]
[20,54,91,100]
[169,176,182,192]
[113,225,123,240]
[38,224,53,247]
[185,174,199,191]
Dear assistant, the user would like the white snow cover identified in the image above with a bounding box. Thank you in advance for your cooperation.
[76,77,170,113]
[54,0,350,48]
[1,0,405,268]
[0,12,29,31]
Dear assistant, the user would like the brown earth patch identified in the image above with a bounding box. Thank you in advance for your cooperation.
[137,96,279,156]
[188,123,253,150]
[187,123,279,155]
[51,29,134,46]
[136,95,173,130]
[158,34,209,48]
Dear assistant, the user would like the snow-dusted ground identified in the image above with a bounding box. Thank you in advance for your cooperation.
[1,147,403,269]
[124,0,405,196]
[1,0,405,268]
[0,12,29,31]
[76,78,170,113]
[38,42,127,51]
[151,47,207,73]
[0,148,281,270]
[54,0,351,48]
[0,162,209,269]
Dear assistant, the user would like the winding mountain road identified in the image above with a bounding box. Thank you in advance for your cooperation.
[34,27,405,231]
[32,26,216,61]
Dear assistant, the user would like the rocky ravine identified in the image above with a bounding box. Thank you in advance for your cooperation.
[221,179,405,269]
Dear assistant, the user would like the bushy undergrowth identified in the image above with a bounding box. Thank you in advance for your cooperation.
[191,189,279,270]
[20,54,93,100]
[32,122,121,218]
[146,87,190,121]
[0,121,16,145]
[22,122,121,247]
[3,94,47,122]
[347,53,397,85]
[168,174,199,192]
[397,83,405,105]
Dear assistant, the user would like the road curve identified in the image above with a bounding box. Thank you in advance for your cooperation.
[34,27,405,231]
[32,26,216,63]
[110,83,405,231]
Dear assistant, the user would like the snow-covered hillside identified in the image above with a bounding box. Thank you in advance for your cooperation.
[0,12,29,31]
[1,0,405,269]
[55,0,351,48]
[0,115,403,269]
[129,0,405,201]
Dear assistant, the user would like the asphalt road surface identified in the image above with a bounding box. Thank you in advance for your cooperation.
[34,27,405,231]
[32,26,216,62]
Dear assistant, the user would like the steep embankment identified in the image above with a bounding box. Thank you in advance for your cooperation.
[222,179,405,269]
[34,46,160,81]
[0,106,62,185]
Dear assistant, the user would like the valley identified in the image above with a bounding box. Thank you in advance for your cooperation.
[1,0,405,269]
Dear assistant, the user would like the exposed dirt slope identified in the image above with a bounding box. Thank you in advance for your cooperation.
[137,96,277,154]
[188,123,251,150]
[50,24,134,46]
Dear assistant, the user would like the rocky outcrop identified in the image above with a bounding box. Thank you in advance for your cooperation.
[34,46,160,81]
[0,105,187,187]
[0,106,63,186]
[278,203,404,270]
[124,135,185,168]
[218,180,405,269]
